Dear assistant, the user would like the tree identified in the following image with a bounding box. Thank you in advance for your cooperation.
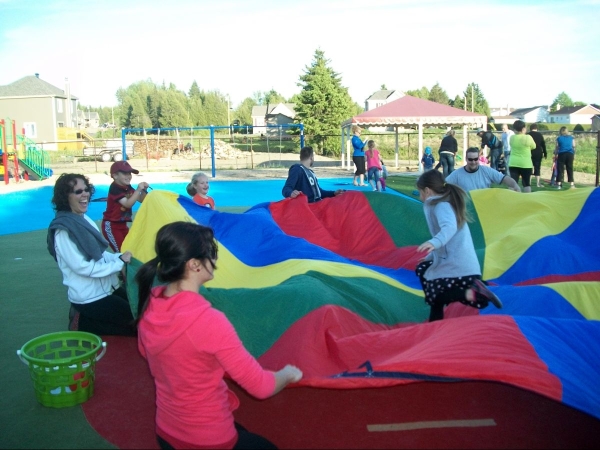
[550,92,574,111]
[252,89,286,105]
[428,83,449,105]
[188,81,201,99]
[234,97,257,127]
[294,49,359,156]
[405,86,429,99]
[453,82,490,117]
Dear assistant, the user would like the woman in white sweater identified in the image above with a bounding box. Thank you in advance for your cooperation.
[47,173,136,335]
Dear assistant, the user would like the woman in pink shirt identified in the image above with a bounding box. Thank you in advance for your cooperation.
[135,222,302,449]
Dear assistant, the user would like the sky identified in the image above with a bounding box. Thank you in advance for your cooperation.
[1,0,599,110]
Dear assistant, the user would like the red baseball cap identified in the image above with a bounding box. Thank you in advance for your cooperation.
[110,161,139,175]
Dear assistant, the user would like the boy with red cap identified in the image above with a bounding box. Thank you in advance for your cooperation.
[102,161,149,252]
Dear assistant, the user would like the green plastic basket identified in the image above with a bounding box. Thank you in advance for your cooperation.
[17,331,106,408]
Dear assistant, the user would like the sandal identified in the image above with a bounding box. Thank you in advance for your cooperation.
[471,279,503,309]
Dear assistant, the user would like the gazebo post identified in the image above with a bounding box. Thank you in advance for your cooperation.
[346,127,352,170]
[462,125,468,166]
[395,126,399,169]
[418,121,424,173]
[340,126,345,169]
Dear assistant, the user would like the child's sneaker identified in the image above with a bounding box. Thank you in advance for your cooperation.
[471,279,503,309]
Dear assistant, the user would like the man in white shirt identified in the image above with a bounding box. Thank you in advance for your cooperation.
[446,147,521,193]
[501,124,515,172]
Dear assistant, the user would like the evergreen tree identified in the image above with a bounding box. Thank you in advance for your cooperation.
[428,83,450,105]
[294,49,358,155]
[188,81,201,99]
[455,82,490,117]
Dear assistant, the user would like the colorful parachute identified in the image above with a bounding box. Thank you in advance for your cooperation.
[123,188,600,420]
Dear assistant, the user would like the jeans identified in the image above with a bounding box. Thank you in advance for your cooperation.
[439,153,455,177]
[504,151,511,171]
[367,167,380,185]
[490,147,503,171]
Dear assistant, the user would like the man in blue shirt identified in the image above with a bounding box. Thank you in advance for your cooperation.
[282,146,344,203]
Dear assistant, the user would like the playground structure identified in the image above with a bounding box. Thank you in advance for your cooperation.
[0,118,53,184]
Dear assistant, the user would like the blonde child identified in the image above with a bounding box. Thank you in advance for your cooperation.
[415,170,503,321]
[365,140,383,191]
[187,172,215,209]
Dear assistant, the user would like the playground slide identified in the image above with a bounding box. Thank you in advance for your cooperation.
[19,158,53,181]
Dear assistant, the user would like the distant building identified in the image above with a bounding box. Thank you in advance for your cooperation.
[0,74,79,148]
[77,110,100,129]
[490,106,515,117]
[549,104,600,125]
[591,114,600,132]
[251,103,296,135]
[364,90,405,132]
[365,90,404,111]
[509,106,549,123]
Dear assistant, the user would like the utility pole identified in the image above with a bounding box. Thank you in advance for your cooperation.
[227,95,232,140]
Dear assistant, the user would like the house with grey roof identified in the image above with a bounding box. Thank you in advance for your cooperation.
[365,90,404,111]
[363,90,405,132]
[251,103,296,135]
[549,104,600,126]
[0,74,79,149]
[509,106,549,123]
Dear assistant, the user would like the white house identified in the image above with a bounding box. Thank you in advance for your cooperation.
[509,106,549,123]
[549,104,600,125]
[364,90,404,111]
[364,90,405,132]
[490,106,515,116]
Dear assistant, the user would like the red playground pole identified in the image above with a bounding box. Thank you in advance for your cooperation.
[11,120,20,182]
[1,119,8,185]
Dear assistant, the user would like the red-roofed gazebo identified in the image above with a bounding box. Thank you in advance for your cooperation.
[341,95,487,171]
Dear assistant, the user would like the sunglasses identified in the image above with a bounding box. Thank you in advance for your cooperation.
[467,158,479,162]
[72,187,91,195]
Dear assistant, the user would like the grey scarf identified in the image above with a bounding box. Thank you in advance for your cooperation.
[47,211,109,262]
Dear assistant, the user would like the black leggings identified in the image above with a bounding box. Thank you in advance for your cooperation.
[72,286,136,336]
[156,423,277,449]
[415,261,487,322]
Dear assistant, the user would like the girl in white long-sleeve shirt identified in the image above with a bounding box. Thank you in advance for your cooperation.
[414,170,503,321]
